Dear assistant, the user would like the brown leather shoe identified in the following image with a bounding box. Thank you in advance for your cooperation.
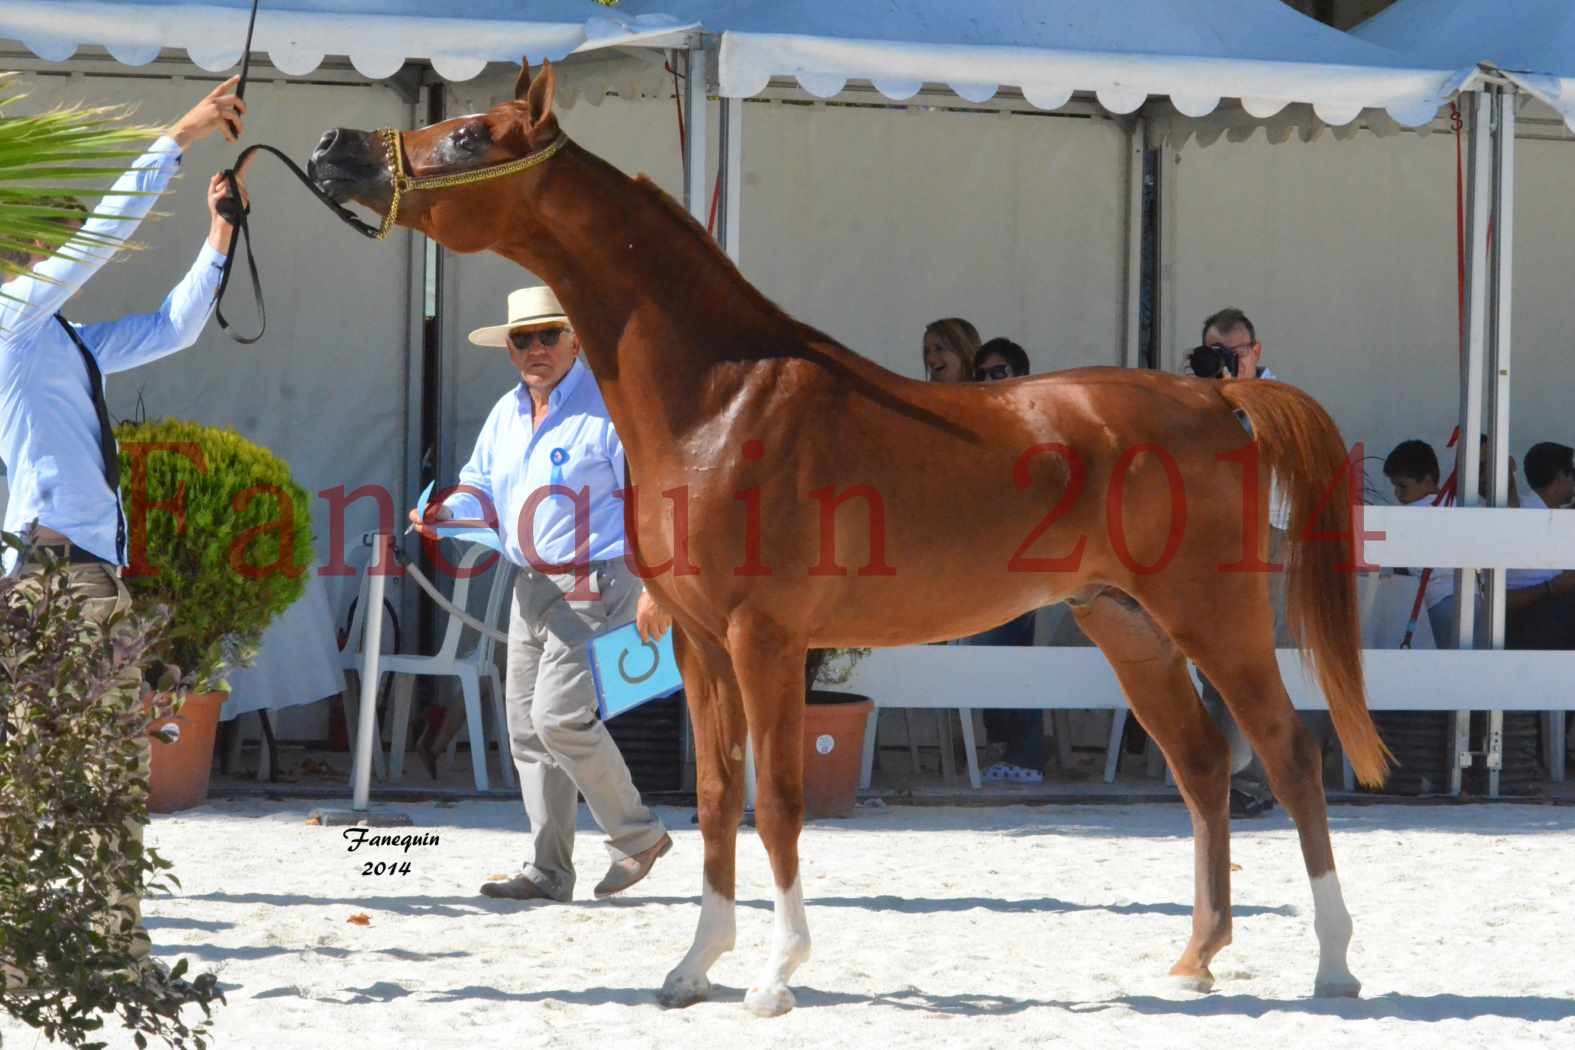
[593,834,672,899]
[480,872,557,901]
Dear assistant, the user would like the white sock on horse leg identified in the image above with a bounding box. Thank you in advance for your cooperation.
[745,875,810,1017]
[660,879,735,1007]
[1310,871,1361,997]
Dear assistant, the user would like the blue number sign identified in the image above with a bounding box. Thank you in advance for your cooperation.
[587,620,683,720]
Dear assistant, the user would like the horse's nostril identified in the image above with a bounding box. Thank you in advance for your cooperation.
[313,128,341,157]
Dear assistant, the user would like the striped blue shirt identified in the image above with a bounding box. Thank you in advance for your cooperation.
[1,136,224,565]
[444,357,627,569]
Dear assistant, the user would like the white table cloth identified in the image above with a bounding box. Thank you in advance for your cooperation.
[220,574,346,722]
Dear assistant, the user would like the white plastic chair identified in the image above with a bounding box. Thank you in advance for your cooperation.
[339,538,398,783]
[383,543,516,791]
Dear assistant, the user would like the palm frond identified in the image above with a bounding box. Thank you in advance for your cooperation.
[0,70,166,283]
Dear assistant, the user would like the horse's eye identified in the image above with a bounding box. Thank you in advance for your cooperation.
[454,125,489,152]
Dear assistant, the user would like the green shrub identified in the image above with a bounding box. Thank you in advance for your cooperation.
[115,419,313,690]
[0,539,221,1047]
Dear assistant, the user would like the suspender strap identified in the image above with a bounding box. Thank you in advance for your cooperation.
[52,314,126,563]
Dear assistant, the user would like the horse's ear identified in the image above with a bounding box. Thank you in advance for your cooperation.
[514,59,532,101]
[525,59,558,129]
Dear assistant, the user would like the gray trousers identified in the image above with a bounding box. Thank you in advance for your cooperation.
[506,559,666,901]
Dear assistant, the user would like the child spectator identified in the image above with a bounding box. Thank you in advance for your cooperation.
[1382,439,1476,648]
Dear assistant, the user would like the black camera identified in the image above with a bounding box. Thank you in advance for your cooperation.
[1187,343,1239,378]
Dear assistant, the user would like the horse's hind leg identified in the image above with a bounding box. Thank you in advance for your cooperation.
[1069,588,1234,991]
[659,629,749,1008]
[1181,634,1361,998]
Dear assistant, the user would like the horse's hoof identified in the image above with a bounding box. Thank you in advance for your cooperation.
[1314,974,1362,999]
[744,983,796,1017]
[658,970,712,1009]
[1165,970,1215,994]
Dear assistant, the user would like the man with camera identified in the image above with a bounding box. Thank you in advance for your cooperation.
[1188,307,1275,383]
[1186,308,1287,818]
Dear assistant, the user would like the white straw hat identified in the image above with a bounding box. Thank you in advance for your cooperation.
[467,285,570,347]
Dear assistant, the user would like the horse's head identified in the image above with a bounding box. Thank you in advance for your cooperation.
[309,60,561,252]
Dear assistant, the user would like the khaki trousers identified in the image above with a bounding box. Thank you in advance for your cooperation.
[505,559,667,901]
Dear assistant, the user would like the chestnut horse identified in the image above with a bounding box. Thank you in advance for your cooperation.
[310,61,1388,1015]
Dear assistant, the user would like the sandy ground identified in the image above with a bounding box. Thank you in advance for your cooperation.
[4,799,1574,1049]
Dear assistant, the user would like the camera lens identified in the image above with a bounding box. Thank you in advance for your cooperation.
[1188,345,1229,378]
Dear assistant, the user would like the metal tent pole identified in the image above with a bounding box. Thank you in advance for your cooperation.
[720,95,744,263]
[1123,117,1147,369]
[1451,90,1493,796]
[1485,88,1517,798]
[683,45,709,227]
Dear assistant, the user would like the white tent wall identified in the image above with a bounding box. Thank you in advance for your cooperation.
[0,59,418,738]
[733,101,1126,375]
[1168,110,1575,483]
[1506,132,1575,454]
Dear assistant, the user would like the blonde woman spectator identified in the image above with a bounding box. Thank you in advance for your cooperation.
[922,317,980,383]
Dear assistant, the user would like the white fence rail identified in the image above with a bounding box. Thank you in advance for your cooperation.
[845,506,1575,793]
[1363,505,1573,569]
[845,646,1575,715]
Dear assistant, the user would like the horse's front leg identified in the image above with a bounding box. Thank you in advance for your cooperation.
[659,628,749,1007]
[728,618,811,1017]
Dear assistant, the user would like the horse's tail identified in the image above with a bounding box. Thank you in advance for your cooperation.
[1217,380,1391,788]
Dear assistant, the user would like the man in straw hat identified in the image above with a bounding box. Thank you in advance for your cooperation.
[410,285,671,902]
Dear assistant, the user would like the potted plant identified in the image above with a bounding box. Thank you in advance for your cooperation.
[801,647,874,818]
[114,419,313,811]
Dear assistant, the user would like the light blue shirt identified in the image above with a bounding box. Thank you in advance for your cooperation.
[445,357,627,570]
[0,135,225,565]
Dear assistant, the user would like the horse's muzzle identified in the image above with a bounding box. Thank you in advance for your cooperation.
[308,127,386,201]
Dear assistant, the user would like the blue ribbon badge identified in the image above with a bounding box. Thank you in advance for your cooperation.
[549,446,569,488]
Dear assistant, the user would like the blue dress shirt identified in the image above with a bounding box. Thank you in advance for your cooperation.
[0,136,224,566]
[444,357,628,570]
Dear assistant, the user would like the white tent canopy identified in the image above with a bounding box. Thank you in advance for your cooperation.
[2,1,1479,130]
[683,0,1461,127]
[1352,0,1575,132]
[0,0,697,82]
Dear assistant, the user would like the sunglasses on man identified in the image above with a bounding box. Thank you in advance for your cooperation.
[974,363,1012,382]
[508,327,567,351]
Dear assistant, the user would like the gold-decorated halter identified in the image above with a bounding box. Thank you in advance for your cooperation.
[371,128,570,240]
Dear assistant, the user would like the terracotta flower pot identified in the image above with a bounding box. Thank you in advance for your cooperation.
[147,691,225,813]
[802,691,874,819]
